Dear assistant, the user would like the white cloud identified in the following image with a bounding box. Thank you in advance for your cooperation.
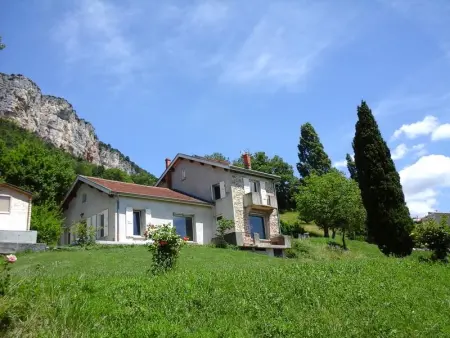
[431,123,450,140]
[188,1,228,26]
[400,154,450,216]
[391,143,408,160]
[53,0,146,87]
[411,143,427,157]
[333,160,347,169]
[220,2,360,90]
[392,116,439,139]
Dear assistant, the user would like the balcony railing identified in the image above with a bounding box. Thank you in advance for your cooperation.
[243,192,277,210]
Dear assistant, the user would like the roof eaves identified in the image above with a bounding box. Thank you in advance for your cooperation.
[229,166,280,180]
[117,191,213,207]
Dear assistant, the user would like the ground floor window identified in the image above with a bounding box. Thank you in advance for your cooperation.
[174,215,193,240]
[249,215,266,239]
[99,213,105,238]
[133,211,141,236]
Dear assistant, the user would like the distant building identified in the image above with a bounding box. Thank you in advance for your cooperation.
[422,212,450,226]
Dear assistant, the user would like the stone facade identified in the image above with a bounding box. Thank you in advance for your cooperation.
[231,173,279,245]
[0,73,143,174]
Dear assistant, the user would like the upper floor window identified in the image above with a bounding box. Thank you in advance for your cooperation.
[181,169,186,181]
[82,193,87,203]
[212,182,226,200]
[0,196,11,213]
[250,180,259,193]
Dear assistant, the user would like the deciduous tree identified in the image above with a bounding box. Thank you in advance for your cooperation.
[295,170,366,249]
[353,101,413,256]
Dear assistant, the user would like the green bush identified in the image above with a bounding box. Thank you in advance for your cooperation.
[412,218,450,262]
[280,219,305,237]
[30,204,64,245]
[215,218,234,248]
[71,221,96,247]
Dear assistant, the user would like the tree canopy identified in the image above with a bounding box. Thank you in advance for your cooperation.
[0,36,5,50]
[295,170,366,248]
[353,101,413,256]
[204,153,229,162]
[297,123,331,178]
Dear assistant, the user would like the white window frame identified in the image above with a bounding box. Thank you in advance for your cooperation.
[0,195,11,214]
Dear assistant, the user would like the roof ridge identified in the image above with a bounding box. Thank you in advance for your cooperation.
[84,176,165,189]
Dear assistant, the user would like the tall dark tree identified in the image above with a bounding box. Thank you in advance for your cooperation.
[346,153,358,182]
[297,123,332,178]
[353,101,413,256]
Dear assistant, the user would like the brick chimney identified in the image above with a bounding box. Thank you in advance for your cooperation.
[242,152,251,169]
[165,158,171,169]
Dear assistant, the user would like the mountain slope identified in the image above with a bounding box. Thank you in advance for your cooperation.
[0,72,145,175]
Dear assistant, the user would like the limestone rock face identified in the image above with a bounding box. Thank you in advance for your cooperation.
[0,73,137,174]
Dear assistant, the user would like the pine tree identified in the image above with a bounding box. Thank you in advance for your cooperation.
[353,101,413,256]
[346,153,358,182]
[297,123,332,178]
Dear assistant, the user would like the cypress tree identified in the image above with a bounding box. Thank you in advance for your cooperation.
[346,153,358,182]
[297,122,332,237]
[297,123,332,178]
[353,101,413,256]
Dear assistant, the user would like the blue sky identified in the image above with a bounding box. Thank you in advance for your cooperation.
[1,0,450,216]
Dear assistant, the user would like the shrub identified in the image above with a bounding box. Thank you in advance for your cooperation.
[145,224,187,273]
[30,204,64,245]
[215,218,234,248]
[280,219,305,238]
[71,220,96,246]
[285,248,298,258]
[412,218,450,262]
[0,255,17,297]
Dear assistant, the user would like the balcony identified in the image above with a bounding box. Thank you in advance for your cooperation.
[243,192,277,210]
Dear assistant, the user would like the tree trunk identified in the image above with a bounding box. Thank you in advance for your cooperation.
[332,229,336,239]
[342,230,347,250]
[323,226,329,238]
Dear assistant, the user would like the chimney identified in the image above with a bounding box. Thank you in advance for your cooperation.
[165,158,171,169]
[242,152,251,169]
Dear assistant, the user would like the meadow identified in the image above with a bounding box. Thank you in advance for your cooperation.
[2,237,449,338]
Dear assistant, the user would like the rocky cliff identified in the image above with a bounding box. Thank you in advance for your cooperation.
[0,73,141,174]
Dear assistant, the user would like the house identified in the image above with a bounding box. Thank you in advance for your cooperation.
[61,153,291,255]
[0,182,32,231]
[422,212,450,226]
[0,182,40,253]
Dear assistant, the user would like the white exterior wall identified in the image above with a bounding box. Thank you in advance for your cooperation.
[0,186,31,231]
[117,196,213,244]
[170,160,235,236]
[62,183,117,244]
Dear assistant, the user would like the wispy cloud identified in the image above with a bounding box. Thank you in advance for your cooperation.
[53,0,147,88]
[220,2,360,90]
[391,143,427,160]
[392,116,438,140]
[333,160,347,169]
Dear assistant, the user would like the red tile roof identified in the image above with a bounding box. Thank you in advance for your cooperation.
[83,176,209,205]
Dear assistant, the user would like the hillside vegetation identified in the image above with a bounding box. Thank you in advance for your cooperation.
[3,241,449,337]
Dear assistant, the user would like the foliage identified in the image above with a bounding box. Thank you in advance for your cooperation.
[233,152,298,211]
[297,122,332,179]
[0,120,157,209]
[145,224,187,273]
[215,218,234,248]
[280,219,305,238]
[30,204,64,245]
[203,152,229,162]
[4,244,450,337]
[71,221,96,246]
[0,255,16,297]
[130,171,157,186]
[413,217,450,261]
[0,36,5,50]
[295,170,366,248]
[346,153,358,182]
[353,101,414,257]
[101,168,133,183]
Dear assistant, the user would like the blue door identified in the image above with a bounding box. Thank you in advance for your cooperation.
[249,215,265,239]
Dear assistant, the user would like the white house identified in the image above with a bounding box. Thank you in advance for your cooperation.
[61,175,213,245]
[0,183,32,231]
[61,153,291,255]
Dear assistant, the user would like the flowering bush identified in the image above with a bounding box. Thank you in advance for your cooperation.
[0,255,16,296]
[144,224,187,273]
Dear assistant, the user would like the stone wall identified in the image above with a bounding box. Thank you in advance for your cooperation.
[231,173,280,245]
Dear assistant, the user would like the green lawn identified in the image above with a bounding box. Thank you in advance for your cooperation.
[280,211,324,237]
[2,241,450,337]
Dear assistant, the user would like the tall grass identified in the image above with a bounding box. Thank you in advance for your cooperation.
[3,241,450,337]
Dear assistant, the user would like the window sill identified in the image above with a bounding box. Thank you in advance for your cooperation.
[0,212,10,214]
[127,235,145,239]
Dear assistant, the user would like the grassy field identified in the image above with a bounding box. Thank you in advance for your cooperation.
[2,239,449,337]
